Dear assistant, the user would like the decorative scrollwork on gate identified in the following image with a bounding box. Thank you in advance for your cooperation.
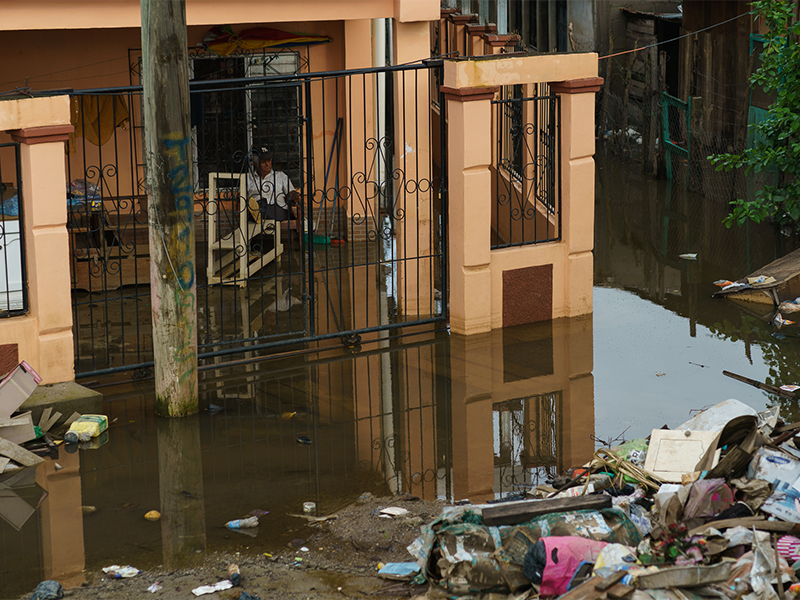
[492,90,561,249]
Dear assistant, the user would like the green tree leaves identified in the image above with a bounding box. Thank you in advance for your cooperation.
[710,0,800,229]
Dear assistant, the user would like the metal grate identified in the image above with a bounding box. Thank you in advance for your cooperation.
[66,60,447,377]
[492,84,561,249]
[0,142,27,317]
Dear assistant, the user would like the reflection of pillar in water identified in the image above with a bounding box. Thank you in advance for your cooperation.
[35,452,85,587]
[156,415,206,567]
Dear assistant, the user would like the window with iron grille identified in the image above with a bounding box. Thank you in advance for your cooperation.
[190,51,304,188]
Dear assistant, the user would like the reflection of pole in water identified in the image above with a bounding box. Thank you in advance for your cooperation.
[156,415,206,567]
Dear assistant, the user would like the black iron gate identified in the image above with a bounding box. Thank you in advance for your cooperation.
[67,59,447,376]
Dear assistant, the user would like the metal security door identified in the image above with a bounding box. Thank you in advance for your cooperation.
[67,61,446,378]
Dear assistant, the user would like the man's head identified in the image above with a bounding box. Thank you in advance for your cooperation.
[256,147,273,177]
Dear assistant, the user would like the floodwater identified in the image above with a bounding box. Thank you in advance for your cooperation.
[4,149,800,596]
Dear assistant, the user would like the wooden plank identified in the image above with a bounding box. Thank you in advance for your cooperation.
[0,457,9,472]
[64,412,81,426]
[705,446,753,479]
[629,79,647,99]
[482,495,612,526]
[595,571,626,591]
[608,583,635,599]
[689,517,794,536]
[37,407,52,429]
[559,577,604,600]
[627,19,655,36]
[0,438,44,467]
[627,31,656,48]
[41,411,62,433]
[775,421,800,433]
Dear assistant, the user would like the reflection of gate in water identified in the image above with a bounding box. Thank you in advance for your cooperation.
[67,58,446,377]
[493,391,562,495]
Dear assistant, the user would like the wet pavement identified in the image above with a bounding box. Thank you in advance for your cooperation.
[4,150,800,597]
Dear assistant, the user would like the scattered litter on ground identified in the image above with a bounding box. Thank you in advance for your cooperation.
[146,582,162,593]
[678,253,697,260]
[191,579,232,596]
[226,516,258,529]
[379,506,410,518]
[377,562,421,580]
[101,565,140,578]
[144,510,160,521]
[29,580,63,600]
[227,563,241,585]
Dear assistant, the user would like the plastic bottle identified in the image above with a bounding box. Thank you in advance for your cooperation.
[225,516,258,529]
[64,415,108,444]
[227,564,241,586]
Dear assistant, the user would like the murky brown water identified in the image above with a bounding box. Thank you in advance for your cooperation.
[4,150,800,597]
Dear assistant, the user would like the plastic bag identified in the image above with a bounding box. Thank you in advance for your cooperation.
[751,534,779,600]
[611,439,649,466]
[683,479,735,519]
[593,543,639,578]
[654,483,689,528]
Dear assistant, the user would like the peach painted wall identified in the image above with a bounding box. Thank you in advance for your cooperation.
[444,53,599,335]
[0,96,75,383]
[0,0,438,31]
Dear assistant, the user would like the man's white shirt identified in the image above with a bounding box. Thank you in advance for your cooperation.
[246,170,295,210]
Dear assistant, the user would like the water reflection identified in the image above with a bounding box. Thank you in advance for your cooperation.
[593,151,800,440]
[0,316,593,596]
[156,415,206,567]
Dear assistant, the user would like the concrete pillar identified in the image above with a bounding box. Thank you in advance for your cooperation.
[443,85,498,335]
[550,77,603,316]
[9,124,75,383]
[393,20,434,317]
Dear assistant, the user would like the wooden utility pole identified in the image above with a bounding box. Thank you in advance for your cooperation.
[141,0,198,416]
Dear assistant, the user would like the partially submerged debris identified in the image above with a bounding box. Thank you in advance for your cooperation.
[405,396,800,599]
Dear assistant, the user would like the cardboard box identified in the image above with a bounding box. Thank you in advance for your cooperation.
[0,362,41,420]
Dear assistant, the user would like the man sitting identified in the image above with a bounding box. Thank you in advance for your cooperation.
[246,146,299,222]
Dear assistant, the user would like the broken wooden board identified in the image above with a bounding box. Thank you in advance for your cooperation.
[40,411,61,433]
[705,446,753,479]
[482,495,611,526]
[37,407,52,429]
[0,437,44,467]
[559,573,635,600]
[689,516,795,536]
[64,412,81,426]
[0,412,37,445]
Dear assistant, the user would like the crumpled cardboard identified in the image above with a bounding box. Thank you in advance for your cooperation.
[747,447,800,523]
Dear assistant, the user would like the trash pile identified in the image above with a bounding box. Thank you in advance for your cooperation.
[406,398,800,600]
[0,361,109,531]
